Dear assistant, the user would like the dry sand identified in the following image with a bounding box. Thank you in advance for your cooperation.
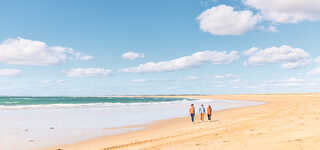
[44,94,320,150]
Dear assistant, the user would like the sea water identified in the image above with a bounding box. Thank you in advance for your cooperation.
[0,97,263,150]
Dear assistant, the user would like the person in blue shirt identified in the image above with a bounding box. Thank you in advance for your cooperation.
[199,104,206,121]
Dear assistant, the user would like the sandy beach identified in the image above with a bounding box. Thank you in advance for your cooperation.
[43,93,320,150]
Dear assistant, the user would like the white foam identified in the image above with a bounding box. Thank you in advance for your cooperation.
[0,99,192,110]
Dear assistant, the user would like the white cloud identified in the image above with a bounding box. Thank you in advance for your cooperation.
[122,52,145,60]
[41,80,65,84]
[243,47,259,56]
[40,80,51,84]
[215,75,224,79]
[308,67,320,75]
[0,37,92,66]
[314,56,320,64]
[76,55,93,61]
[131,79,148,83]
[121,50,239,73]
[268,25,278,32]
[244,45,311,69]
[0,69,21,76]
[245,0,320,23]
[307,56,320,75]
[131,79,151,83]
[197,5,261,35]
[198,1,320,35]
[131,78,172,83]
[214,75,224,79]
[286,77,304,83]
[65,68,112,77]
[215,73,238,79]
[56,80,65,84]
[230,79,241,83]
[185,76,198,80]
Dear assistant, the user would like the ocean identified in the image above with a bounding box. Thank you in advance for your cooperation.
[0,97,263,150]
[0,96,187,109]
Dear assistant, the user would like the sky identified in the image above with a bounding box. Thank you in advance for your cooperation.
[0,0,320,96]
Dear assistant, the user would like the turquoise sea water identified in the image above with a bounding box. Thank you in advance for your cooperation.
[0,96,187,106]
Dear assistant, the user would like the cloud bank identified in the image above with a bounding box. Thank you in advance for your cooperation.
[245,0,320,23]
[244,45,311,69]
[198,1,320,35]
[122,52,145,60]
[65,68,112,77]
[0,69,21,76]
[0,37,92,66]
[122,50,239,73]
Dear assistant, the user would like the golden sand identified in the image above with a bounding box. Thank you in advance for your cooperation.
[44,94,320,150]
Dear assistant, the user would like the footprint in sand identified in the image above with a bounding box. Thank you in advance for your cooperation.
[28,140,35,143]
[256,132,263,135]
[295,139,303,142]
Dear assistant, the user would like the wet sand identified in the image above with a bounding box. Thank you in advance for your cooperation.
[44,94,320,150]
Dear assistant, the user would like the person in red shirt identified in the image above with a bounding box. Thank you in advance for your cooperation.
[207,105,212,121]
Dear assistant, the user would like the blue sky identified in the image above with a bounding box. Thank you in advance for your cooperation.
[0,0,320,96]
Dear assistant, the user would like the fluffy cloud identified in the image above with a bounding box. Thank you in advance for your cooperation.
[198,1,320,35]
[0,69,21,76]
[243,47,259,56]
[308,67,320,75]
[75,55,93,61]
[131,79,149,83]
[267,25,278,32]
[122,52,144,60]
[244,45,311,69]
[215,73,238,79]
[131,78,171,83]
[65,68,112,77]
[245,0,320,23]
[307,56,320,75]
[314,56,320,64]
[185,76,198,80]
[197,5,261,35]
[41,79,65,84]
[121,50,239,73]
[0,37,93,66]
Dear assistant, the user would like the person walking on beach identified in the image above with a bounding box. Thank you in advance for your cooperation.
[207,105,212,121]
[199,104,206,121]
[189,104,195,123]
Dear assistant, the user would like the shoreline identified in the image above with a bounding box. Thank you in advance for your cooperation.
[3,97,261,150]
[42,95,269,150]
[43,93,320,150]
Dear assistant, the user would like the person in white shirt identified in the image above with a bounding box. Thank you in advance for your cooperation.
[199,104,206,121]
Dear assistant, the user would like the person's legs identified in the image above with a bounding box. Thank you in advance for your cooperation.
[200,113,204,121]
[208,114,211,120]
[191,114,195,122]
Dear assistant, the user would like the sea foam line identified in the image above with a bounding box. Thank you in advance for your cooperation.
[0,99,194,110]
